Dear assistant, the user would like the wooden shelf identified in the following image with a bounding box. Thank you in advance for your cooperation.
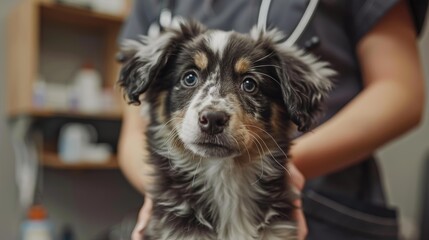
[42,151,119,170]
[10,108,122,120]
[40,1,125,29]
[8,0,126,170]
[7,0,125,116]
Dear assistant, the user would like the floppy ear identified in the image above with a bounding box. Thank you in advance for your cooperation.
[251,28,334,131]
[277,47,334,131]
[118,20,207,105]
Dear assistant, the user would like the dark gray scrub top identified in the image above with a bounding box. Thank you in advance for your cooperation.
[119,0,427,236]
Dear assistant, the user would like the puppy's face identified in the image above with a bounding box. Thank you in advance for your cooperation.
[119,21,333,160]
[170,31,292,159]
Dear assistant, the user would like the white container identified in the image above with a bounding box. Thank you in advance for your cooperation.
[59,0,91,8]
[59,124,97,163]
[83,143,112,163]
[72,64,102,113]
[21,205,54,240]
[45,83,69,110]
[21,220,53,240]
[32,78,46,108]
[91,0,125,16]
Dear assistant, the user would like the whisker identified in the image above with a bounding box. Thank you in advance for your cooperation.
[192,157,202,187]
[235,133,251,163]
[242,124,289,160]
[230,134,253,165]
[166,133,180,170]
[156,117,184,133]
[244,134,265,185]
[245,127,290,177]
[252,64,282,69]
[244,132,270,185]
[249,71,281,86]
[254,51,275,63]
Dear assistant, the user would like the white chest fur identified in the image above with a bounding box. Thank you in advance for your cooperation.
[202,159,262,240]
[151,142,295,239]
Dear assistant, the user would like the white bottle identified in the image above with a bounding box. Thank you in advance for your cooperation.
[59,123,97,163]
[32,77,46,108]
[73,62,102,113]
[21,205,54,240]
[91,0,125,15]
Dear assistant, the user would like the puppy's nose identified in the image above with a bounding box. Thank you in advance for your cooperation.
[198,111,230,135]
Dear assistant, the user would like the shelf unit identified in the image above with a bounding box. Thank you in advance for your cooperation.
[7,0,126,115]
[40,1,125,27]
[42,151,119,170]
[11,108,122,120]
[7,0,131,169]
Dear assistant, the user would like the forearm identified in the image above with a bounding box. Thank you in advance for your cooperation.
[291,79,423,179]
[118,132,152,196]
[118,104,153,196]
[292,1,425,180]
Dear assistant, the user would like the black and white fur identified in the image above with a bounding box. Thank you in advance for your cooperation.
[118,21,333,240]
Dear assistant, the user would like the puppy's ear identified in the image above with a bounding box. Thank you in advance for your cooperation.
[251,28,335,131]
[277,47,334,131]
[118,20,206,105]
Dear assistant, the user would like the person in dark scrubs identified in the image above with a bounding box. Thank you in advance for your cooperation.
[117,0,428,239]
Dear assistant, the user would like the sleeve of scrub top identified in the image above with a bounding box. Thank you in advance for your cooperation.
[347,0,428,43]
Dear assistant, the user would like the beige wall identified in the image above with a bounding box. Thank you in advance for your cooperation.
[0,1,142,239]
[0,1,21,239]
[378,12,429,240]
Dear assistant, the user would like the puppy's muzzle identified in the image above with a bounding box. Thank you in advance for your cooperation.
[198,110,230,135]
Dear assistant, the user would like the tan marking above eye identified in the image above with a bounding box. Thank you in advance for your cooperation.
[234,57,251,74]
[194,51,208,70]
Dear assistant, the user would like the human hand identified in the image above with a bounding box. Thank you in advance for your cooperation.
[131,197,153,240]
[289,163,307,240]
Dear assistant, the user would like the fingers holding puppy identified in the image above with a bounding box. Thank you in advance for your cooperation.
[288,163,308,240]
[132,197,153,240]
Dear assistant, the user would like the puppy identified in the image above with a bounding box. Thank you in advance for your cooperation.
[118,21,333,240]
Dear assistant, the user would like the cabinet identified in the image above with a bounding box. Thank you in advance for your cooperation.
[7,0,131,169]
[6,1,144,238]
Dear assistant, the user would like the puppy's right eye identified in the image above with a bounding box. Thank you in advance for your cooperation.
[241,77,258,94]
[182,71,199,88]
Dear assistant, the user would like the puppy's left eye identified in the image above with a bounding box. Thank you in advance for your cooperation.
[241,78,258,93]
[182,71,199,87]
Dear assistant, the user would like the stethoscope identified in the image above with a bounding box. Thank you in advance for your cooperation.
[152,0,320,48]
[118,0,320,63]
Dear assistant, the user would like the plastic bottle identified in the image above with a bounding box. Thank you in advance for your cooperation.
[72,62,102,113]
[21,205,54,240]
[32,78,46,108]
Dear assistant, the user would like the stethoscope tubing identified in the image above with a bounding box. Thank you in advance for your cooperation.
[117,0,320,63]
[257,0,319,47]
[159,0,320,46]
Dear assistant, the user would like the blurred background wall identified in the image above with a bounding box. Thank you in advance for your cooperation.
[0,1,428,239]
[378,15,429,239]
[0,1,142,239]
[0,0,22,239]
